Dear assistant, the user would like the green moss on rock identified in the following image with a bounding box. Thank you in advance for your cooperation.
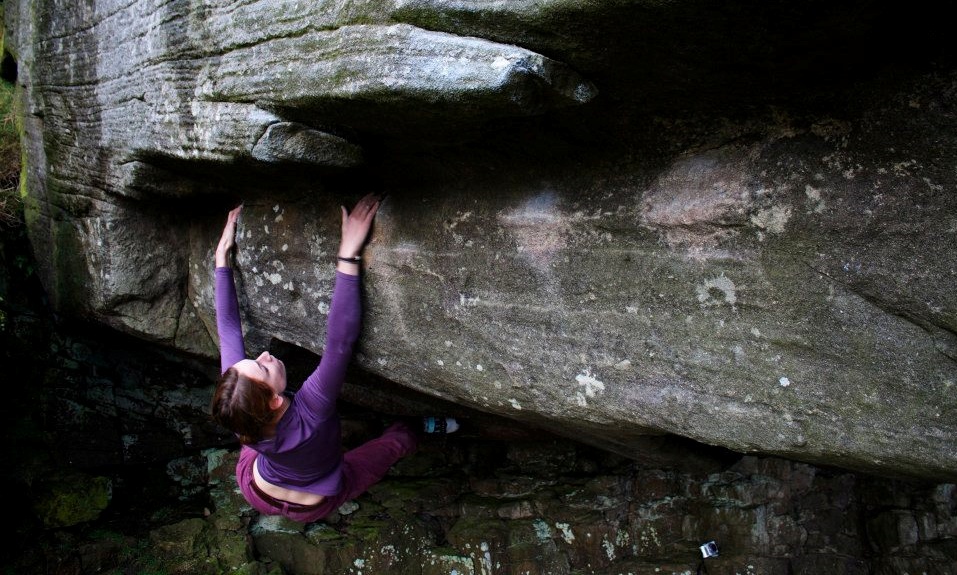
[33,472,111,528]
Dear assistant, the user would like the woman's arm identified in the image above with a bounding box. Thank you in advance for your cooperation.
[215,206,245,373]
[297,194,380,415]
[215,206,242,268]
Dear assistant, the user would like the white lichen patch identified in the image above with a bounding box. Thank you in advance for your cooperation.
[308,234,329,260]
[555,523,575,544]
[637,525,661,551]
[459,293,480,307]
[732,345,745,362]
[379,545,397,561]
[842,164,864,179]
[602,535,616,561]
[892,159,920,177]
[533,519,552,543]
[696,275,737,307]
[508,398,522,410]
[444,210,473,231]
[482,542,495,573]
[804,184,826,213]
[576,370,605,398]
[750,205,792,235]
[779,376,791,387]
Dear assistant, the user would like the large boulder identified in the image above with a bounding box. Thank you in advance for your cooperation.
[3,0,955,480]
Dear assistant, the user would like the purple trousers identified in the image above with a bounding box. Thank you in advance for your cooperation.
[236,422,418,523]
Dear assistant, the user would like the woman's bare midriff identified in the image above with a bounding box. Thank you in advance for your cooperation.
[253,457,326,506]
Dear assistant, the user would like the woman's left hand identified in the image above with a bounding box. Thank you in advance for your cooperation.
[338,194,381,259]
[215,205,243,267]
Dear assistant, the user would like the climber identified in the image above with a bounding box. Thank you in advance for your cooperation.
[210,195,457,522]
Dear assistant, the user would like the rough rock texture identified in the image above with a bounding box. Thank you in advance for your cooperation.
[3,0,957,479]
[2,225,955,574]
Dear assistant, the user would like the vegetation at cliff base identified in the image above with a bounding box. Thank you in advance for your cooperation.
[0,28,20,228]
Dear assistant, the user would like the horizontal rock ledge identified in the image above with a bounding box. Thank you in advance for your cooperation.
[200,24,597,129]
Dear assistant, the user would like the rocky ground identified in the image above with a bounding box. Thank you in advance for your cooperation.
[192,424,957,575]
[8,414,957,575]
[1,215,956,575]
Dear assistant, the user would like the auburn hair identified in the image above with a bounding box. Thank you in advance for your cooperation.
[210,366,275,444]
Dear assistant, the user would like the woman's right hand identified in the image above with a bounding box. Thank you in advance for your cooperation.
[215,205,242,268]
[339,193,381,257]
[337,194,381,274]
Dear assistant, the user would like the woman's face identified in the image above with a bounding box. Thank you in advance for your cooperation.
[234,351,287,397]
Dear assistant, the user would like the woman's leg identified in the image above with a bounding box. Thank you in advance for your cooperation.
[336,421,419,502]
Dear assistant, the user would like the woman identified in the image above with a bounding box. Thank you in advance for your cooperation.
[210,195,455,522]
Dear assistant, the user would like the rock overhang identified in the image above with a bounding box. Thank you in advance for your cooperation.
[3,0,956,480]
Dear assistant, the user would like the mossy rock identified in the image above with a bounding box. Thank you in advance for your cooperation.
[149,517,208,556]
[209,527,253,571]
[148,517,222,575]
[33,472,111,528]
[305,522,345,544]
[343,517,393,543]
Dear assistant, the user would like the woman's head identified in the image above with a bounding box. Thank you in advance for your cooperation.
[210,351,287,444]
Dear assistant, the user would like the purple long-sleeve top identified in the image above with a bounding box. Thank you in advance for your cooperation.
[216,266,361,496]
